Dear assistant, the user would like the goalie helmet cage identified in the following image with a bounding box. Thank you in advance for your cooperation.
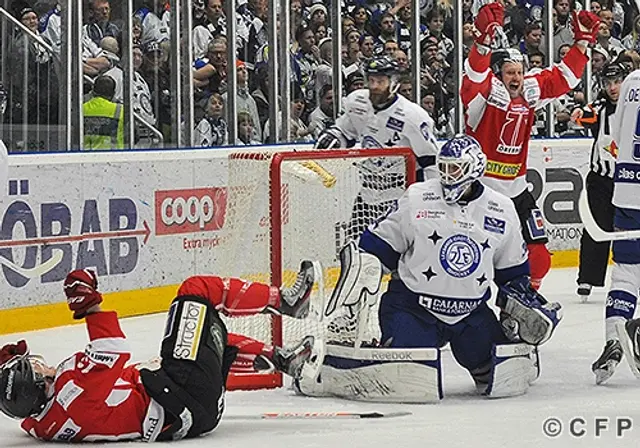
[220,148,416,391]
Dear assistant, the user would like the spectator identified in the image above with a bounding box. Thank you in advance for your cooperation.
[263,85,313,143]
[83,75,124,150]
[397,75,412,99]
[529,51,545,70]
[596,21,625,58]
[519,22,544,57]
[351,5,370,35]
[622,15,640,51]
[307,3,327,29]
[375,12,398,51]
[194,92,227,147]
[553,0,574,52]
[394,0,428,52]
[9,3,59,127]
[85,0,120,46]
[424,7,454,59]
[315,37,333,104]
[193,38,228,94]
[383,40,399,57]
[312,23,328,43]
[81,25,114,77]
[394,49,409,71]
[222,60,262,142]
[360,34,376,59]
[308,83,334,138]
[236,111,261,145]
[292,23,320,109]
[345,71,365,94]
[557,43,572,62]
[251,64,270,130]
[134,0,169,46]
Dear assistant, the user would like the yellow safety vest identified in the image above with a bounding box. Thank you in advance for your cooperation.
[83,96,124,150]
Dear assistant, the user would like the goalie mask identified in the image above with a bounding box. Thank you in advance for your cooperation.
[0,354,51,419]
[437,134,486,204]
[363,56,400,107]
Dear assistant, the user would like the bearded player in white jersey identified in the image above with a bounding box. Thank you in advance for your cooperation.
[591,69,640,383]
[314,55,439,242]
[295,134,563,402]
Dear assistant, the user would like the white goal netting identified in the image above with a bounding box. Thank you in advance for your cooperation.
[216,148,415,360]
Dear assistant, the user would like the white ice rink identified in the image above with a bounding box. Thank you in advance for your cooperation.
[2,267,640,448]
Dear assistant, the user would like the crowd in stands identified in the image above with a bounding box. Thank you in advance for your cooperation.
[1,0,640,150]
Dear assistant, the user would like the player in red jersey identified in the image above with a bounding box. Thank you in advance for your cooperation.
[0,263,317,442]
[461,2,600,289]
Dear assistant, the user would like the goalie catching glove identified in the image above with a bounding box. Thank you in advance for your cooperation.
[497,277,562,346]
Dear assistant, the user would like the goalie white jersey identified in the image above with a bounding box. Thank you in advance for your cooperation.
[360,179,529,324]
[611,69,640,210]
[335,90,440,179]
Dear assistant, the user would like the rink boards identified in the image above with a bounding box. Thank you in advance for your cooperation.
[0,139,593,334]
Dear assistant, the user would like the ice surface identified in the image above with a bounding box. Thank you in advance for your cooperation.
[2,268,640,448]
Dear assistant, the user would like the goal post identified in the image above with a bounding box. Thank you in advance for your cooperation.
[219,148,417,390]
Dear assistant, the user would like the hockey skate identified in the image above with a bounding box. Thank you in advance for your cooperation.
[591,339,623,385]
[279,261,318,319]
[616,319,640,380]
[576,284,592,303]
[254,336,315,378]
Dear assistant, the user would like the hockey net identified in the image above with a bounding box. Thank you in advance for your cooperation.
[217,148,416,390]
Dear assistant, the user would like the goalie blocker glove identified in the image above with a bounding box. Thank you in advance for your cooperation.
[497,276,562,345]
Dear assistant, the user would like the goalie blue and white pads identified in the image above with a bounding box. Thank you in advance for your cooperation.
[497,277,562,345]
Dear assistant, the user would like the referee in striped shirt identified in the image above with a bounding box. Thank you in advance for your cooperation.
[571,62,629,302]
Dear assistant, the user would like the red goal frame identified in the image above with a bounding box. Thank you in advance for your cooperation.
[226,148,416,390]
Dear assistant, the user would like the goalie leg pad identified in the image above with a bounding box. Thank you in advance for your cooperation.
[324,241,382,318]
[295,344,442,403]
[485,343,536,398]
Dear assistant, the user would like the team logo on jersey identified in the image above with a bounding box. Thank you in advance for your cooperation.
[526,209,546,240]
[386,117,405,132]
[419,122,432,141]
[439,234,481,278]
[484,216,506,234]
[362,136,383,148]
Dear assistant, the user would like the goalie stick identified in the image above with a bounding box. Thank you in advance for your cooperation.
[224,411,412,420]
[578,190,640,242]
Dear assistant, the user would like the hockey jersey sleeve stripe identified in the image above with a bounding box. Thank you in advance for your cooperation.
[555,60,581,89]
[494,260,530,286]
[358,229,401,272]
[558,45,588,86]
[464,46,491,83]
[416,155,436,168]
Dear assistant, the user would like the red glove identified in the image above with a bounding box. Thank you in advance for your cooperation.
[474,3,504,47]
[64,269,103,320]
[572,10,600,45]
[0,340,28,366]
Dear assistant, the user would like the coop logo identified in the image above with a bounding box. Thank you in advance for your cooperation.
[0,179,150,288]
[155,188,227,235]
